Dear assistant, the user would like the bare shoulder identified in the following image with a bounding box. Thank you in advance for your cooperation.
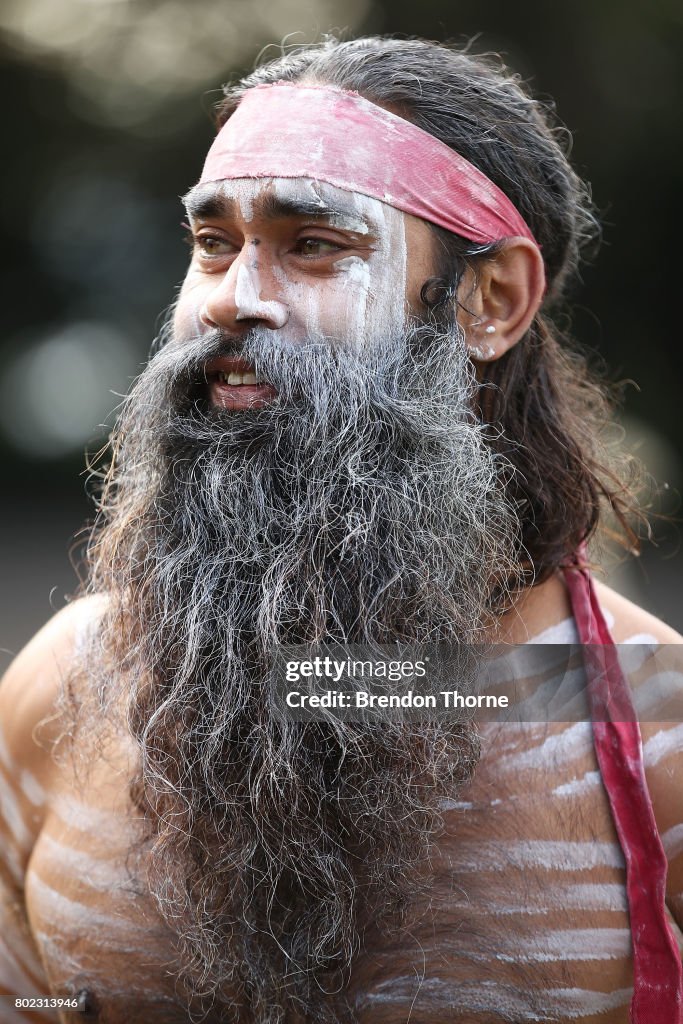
[0,595,108,781]
[592,578,683,643]
[496,570,683,643]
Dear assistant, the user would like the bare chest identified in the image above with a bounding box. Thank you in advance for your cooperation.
[24,791,227,1023]
[25,723,637,1023]
[349,721,637,1022]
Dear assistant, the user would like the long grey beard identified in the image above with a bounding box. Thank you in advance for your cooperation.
[87,320,522,1020]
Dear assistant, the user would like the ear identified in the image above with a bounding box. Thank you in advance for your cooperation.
[456,238,546,363]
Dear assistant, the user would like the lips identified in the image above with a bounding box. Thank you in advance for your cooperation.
[204,355,278,411]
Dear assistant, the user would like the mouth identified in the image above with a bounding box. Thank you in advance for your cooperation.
[204,355,278,411]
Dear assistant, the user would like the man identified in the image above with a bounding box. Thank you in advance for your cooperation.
[1,35,682,1024]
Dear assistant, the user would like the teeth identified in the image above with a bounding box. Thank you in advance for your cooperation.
[218,370,259,385]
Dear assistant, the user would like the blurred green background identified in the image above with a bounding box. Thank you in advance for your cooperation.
[1,0,681,664]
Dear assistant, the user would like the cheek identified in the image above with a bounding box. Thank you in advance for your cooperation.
[315,203,408,345]
[361,204,409,341]
[172,273,207,341]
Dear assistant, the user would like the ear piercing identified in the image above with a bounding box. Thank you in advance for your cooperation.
[468,321,497,360]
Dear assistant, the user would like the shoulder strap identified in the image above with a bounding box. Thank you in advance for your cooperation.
[563,550,682,1022]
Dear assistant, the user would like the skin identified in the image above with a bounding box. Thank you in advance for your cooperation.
[1,180,682,1022]
[177,177,432,349]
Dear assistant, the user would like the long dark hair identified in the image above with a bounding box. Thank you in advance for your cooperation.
[215,36,645,582]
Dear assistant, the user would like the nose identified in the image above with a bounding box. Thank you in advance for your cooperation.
[200,251,289,333]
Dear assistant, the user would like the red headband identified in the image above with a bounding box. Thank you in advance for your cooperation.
[200,82,540,250]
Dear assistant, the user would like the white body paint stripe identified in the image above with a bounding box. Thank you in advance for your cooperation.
[492,927,631,962]
[634,671,683,717]
[28,874,149,948]
[0,931,47,993]
[358,976,632,1019]
[446,838,625,872]
[51,792,142,835]
[662,822,683,861]
[642,724,683,767]
[497,721,593,774]
[449,881,628,915]
[552,770,601,798]
[37,833,135,893]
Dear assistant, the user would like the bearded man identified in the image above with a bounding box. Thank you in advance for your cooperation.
[1,35,682,1024]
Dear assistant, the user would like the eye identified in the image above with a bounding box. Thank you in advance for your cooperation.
[294,237,342,257]
[195,234,234,257]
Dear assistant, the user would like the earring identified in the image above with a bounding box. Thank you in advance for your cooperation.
[484,324,496,335]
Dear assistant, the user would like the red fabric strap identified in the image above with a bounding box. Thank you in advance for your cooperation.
[564,550,683,1022]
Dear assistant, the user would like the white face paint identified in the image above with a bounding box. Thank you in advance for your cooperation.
[271,178,409,348]
[234,262,288,328]
[177,176,411,354]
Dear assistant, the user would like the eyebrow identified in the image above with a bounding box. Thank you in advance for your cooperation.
[182,185,362,225]
[182,188,229,221]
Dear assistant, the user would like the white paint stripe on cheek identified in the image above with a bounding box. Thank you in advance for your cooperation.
[334,256,371,287]
[333,255,371,340]
[363,200,407,344]
[310,188,408,348]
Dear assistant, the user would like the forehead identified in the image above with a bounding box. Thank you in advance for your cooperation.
[183,177,394,232]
